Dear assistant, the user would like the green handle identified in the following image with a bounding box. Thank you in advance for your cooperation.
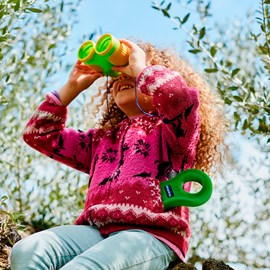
[78,33,130,77]
[160,169,212,210]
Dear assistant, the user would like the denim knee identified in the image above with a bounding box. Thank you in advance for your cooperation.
[10,233,52,270]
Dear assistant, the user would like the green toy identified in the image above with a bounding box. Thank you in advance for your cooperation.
[160,169,212,210]
[78,33,130,77]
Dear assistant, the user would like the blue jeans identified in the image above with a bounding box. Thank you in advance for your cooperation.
[11,225,176,270]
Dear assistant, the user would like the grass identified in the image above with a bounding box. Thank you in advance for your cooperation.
[0,196,24,270]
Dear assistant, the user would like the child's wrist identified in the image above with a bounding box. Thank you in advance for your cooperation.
[134,64,147,78]
[58,81,82,106]
[66,80,77,88]
[65,80,82,93]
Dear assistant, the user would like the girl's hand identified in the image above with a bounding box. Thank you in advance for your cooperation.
[58,61,103,106]
[68,60,103,93]
[111,39,147,78]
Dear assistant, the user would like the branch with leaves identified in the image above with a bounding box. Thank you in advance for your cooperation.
[151,0,270,138]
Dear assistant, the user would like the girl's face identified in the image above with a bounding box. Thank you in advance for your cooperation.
[112,73,155,118]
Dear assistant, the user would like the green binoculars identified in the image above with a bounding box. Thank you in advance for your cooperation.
[78,33,130,77]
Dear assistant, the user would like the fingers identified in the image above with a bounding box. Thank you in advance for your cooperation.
[119,39,143,52]
[111,39,146,78]
[75,60,87,69]
[75,61,103,75]
[119,39,133,47]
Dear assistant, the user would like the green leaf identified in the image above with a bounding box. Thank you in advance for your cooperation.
[5,75,10,82]
[259,45,268,54]
[233,95,243,102]
[233,112,241,128]
[0,36,7,42]
[160,0,166,6]
[162,9,170,18]
[14,0,20,12]
[48,43,56,50]
[174,16,181,23]
[260,24,266,33]
[210,46,217,57]
[60,1,64,12]
[26,8,43,13]
[188,49,201,54]
[224,97,232,105]
[228,86,238,91]
[165,3,172,11]
[221,69,229,75]
[199,27,206,39]
[181,13,190,25]
[242,119,249,130]
[258,117,268,132]
[0,10,4,20]
[232,68,240,77]
[0,195,8,203]
[2,25,8,35]
[250,106,259,114]
[204,68,218,73]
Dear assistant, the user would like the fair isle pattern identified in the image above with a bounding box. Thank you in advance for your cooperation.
[136,65,180,95]
[88,203,190,238]
[24,110,64,135]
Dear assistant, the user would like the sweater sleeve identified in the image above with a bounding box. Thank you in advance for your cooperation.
[23,92,96,174]
[136,65,200,167]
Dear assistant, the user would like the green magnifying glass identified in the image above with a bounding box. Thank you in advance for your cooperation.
[160,169,213,211]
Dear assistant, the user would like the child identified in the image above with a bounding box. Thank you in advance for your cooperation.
[11,38,226,270]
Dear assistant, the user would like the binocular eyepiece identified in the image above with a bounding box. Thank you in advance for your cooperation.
[78,33,130,77]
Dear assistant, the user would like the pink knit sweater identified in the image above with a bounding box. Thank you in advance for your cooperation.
[23,65,200,260]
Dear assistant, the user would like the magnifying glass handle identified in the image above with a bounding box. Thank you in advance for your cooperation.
[160,169,212,211]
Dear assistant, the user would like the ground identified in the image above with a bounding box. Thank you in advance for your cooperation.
[0,212,21,270]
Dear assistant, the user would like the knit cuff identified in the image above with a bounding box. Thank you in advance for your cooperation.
[47,91,64,106]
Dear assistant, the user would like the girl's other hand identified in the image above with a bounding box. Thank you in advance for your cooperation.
[111,39,147,78]
[58,61,103,106]
[68,60,103,93]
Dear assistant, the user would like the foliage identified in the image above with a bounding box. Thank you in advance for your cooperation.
[0,0,90,229]
[0,196,22,269]
[151,0,270,269]
[0,1,269,269]
[1,0,39,104]
[151,0,270,139]
[0,196,23,245]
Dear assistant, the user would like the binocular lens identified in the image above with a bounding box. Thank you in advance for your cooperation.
[96,34,114,55]
[96,36,112,54]
[78,41,95,61]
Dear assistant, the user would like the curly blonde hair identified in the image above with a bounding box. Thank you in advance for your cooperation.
[87,41,227,175]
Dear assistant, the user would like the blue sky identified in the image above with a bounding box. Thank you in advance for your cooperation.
[58,0,258,88]
[66,0,257,57]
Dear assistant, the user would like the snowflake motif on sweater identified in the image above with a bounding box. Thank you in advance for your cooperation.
[101,148,118,163]
[23,65,200,260]
[134,139,151,157]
